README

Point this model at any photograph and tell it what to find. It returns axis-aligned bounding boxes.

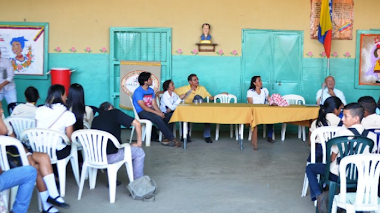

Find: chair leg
[129,126,135,143]
[173,124,177,137]
[302,126,306,142]
[89,168,98,189]
[70,153,80,187]
[328,182,338,213]
[235,125,239,141]
[107,167,118,203]
[281,123,286,141]
[78,164,88,200]
[189,123,193,136]
[144,122,152,147]
[230,124,233,138]
[331,198,338,213]
[179,122,182,138]
[158,131,163,142]
[215,124,220,141]
[248,129,252,141]
[57,161,68,197]
[301,173,308,197]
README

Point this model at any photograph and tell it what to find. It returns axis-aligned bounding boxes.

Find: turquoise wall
[6,54,380,118]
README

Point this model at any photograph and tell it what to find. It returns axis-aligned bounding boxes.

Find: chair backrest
[339,154,380,209]
[20,128,70,163]
[7,102,23,115]
[214,94,237,103]
[310,126,344,164]
[71,129,121,167]
[367,129,380,154]
[325,136,374,184]
[5,117,35,140]
[282,94,305,105]
[88,105,99,116]
[0,136,29,171]
[129,96,141,120]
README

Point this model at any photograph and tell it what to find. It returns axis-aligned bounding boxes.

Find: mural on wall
[0,23,48,77]
[356,31,380,88]
[310,0,354,40]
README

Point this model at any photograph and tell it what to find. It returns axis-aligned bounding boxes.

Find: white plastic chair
[301,126,344,197]
[214,94,239,141]
[0,136,41,211]
[332,154,380,213]
[129,96,153,146]
[71,129,134,203]
[281,94,306,141]
[5,117,35,140]
[20,128,80,197]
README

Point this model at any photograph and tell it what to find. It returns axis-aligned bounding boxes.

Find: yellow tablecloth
[249,104,320,127]
[169,103,252,124]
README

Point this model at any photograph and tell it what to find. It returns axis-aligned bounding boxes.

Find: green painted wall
[7,54,380,119]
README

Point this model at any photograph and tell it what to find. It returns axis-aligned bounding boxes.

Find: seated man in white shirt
[316,76,347,105]
[306,103,376,213]
[358,96,380,129]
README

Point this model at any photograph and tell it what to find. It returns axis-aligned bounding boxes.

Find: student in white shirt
[10,86,39,118]
[358,96,380,129]
[159,80,185,141]
[35,84,76,160]
[247,76,274,144]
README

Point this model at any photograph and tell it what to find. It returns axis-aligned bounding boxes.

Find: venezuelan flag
[318,0,332,58]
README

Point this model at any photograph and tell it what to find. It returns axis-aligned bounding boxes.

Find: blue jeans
[266,124,274,138]
[139,111,174,141]
[305,163,338,201]
[0,166,37,213]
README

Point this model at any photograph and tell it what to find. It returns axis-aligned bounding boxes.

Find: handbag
[127,176,157,201]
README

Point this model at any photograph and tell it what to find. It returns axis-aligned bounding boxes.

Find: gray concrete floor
[28,129,316,213]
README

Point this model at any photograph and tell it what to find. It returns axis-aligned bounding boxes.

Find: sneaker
[205,137,213,143]
[317,192,328,213]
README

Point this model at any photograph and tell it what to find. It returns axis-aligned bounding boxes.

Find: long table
[170,103,252,149]
[248,104,319,149]
[170,103,319,150]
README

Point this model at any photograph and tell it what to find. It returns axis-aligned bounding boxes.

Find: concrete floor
[28,129,316,213]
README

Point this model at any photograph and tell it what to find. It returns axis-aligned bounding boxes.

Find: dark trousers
[139,110,175,141]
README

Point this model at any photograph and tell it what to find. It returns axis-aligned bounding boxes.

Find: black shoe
[180,135,192,143]
[205,137,213,143]
[47,196,70,209]
[267,137,275,143]
[42,206,59,213]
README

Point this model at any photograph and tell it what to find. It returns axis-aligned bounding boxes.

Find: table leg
[183,122,188,150]
[239,124,244,150]
[251,126,258,150]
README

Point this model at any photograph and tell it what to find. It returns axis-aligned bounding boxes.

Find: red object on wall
[48,68,76,95]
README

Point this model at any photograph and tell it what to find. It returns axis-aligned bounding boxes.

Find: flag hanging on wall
[318,0,333,58]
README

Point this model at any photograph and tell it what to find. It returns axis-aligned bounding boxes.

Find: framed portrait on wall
[0,22,49,79]
[355,30,380,89]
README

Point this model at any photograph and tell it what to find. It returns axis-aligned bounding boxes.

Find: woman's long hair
[249,76,260,90]
[45,84,66,108]
[316,96,342,127]
[66,83,85,131]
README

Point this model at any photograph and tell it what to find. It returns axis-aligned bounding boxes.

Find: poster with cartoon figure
[0,22,48,78]
[356,30,380,88]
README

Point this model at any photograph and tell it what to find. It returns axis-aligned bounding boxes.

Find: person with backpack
[306,103,376,213]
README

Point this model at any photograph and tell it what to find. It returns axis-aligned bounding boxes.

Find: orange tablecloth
[249,104,320,127]
[169,103,252,124]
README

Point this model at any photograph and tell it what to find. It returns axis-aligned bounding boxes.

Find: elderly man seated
[316,76,347,105]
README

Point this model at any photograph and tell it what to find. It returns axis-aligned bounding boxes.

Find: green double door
[241,29,303,98]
